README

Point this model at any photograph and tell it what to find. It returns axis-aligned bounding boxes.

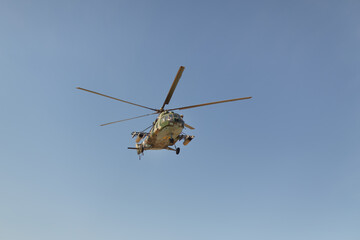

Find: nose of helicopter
[173,115,184,127]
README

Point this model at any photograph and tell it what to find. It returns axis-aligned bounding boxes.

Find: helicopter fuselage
[143,111,184,149]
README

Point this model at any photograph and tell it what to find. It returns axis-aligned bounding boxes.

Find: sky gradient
[1,0,360,239]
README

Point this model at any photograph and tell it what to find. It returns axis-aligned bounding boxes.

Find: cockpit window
[161,116,166,123]
[160,113,184,125]
[167,114,174,121]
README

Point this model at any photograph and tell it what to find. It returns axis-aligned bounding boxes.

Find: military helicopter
[77,66,251,157]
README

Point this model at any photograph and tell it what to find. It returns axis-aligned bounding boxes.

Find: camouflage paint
[142,111,184,149]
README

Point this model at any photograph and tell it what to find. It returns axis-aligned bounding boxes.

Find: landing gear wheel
[169,138,175,144]
[176,147,180,155]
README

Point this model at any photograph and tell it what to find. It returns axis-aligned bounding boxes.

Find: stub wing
[178,134,195,146]
[131,131,149,143]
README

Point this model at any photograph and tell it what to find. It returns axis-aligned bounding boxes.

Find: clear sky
[1,0,359,239]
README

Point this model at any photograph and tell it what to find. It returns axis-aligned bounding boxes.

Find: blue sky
[1,0,359,239]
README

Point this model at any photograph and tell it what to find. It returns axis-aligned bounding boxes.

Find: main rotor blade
[161,66,185,110]
[168,96,252,111]
[184,123,195,130]
[77,87,158,112]
[100,113,158,126]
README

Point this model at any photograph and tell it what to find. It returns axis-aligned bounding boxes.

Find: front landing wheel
[176,147,180,155]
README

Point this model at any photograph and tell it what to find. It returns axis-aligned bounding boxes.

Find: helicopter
[77,66,251,157]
